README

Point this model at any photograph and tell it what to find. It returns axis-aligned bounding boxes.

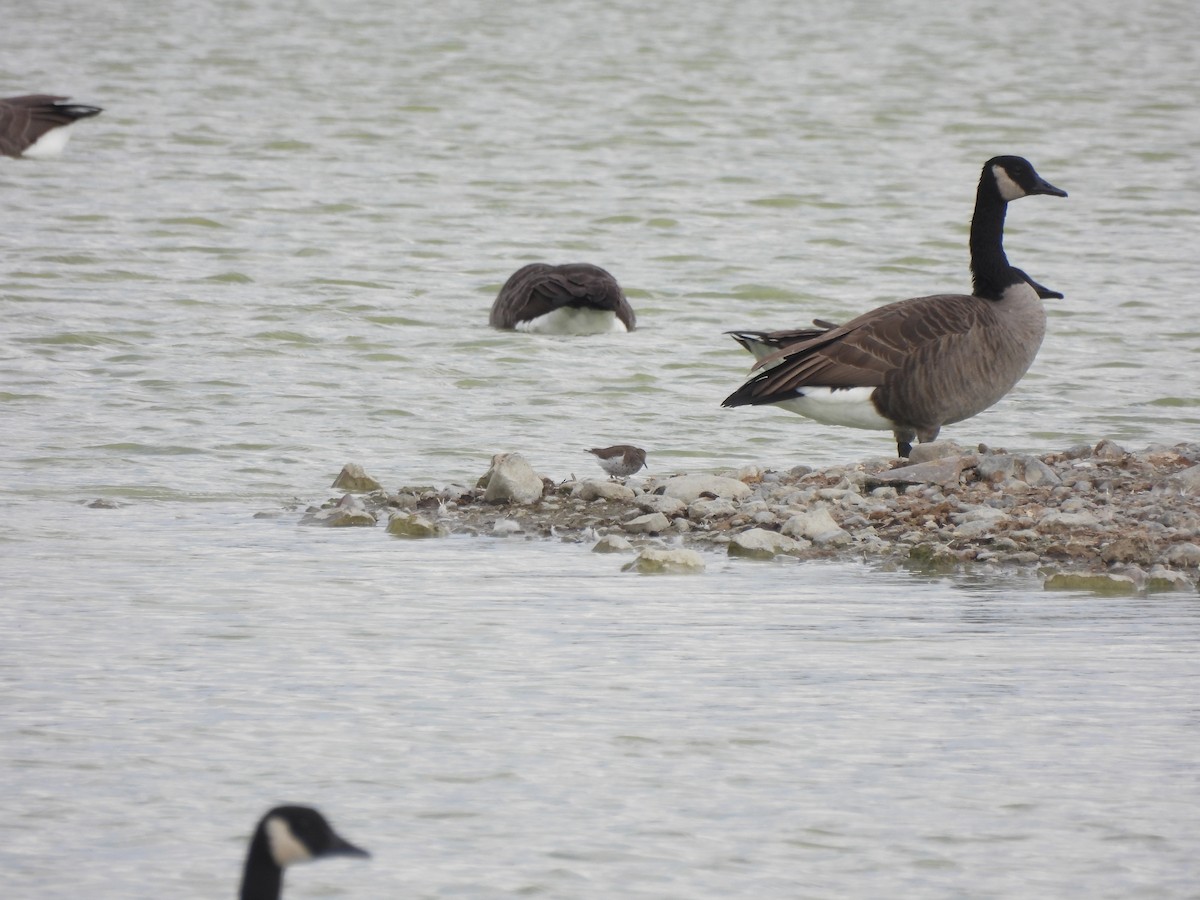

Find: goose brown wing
[549,264,626,313]
[723,294,985,407]
[491,264,558,326]
[0,97,52,157]
[726,323,833,355]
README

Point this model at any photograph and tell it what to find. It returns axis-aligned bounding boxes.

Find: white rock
[952,506,1011,537]
[954,505,1010,524]
[481,452,545,505]
[975,455,1018,481]
[952,519,996,540]
[386,512,447,538]
[688,497,738,520]
[636,495,688,517]
[908,441,966,463]
[1038,509,1101,529]
[573,479,636,502]
[813,527,853,547]
[592,535,635,554]
[728,528,809,559]
[622,547,706,574]
[1019,456,1062,487]
[661,474,752,504]
[623,512,671,534]
[815,488,852,501]
[304,494,377,527]
[873,456,968,488]
[781,507,845,542]
[1146,565,1196,591]
[331,462,383,493]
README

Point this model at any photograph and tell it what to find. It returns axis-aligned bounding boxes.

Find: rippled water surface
[3,0,1200,896]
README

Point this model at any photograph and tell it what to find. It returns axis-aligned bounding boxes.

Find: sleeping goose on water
[239,806,368,900]
[490,262,635,334]
[722,156,1067,457]
[0,94,102,159]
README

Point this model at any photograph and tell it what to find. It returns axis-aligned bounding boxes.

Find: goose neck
[969,180,1015,300]
[239,834,284,900]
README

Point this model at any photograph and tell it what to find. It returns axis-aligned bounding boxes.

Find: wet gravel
[306,439,1200,593]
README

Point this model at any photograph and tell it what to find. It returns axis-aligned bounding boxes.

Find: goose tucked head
[988,155,1068,202]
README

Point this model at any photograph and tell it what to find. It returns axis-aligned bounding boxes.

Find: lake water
[3,0,1199,897]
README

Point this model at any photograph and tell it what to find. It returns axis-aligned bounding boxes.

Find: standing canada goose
[490,262,635,334]
[722,156,1067,457]
[240,805,369,900]
[0,95,103,159]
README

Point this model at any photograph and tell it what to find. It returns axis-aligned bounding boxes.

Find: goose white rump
[514,306,630,335]
[773,386,893,431]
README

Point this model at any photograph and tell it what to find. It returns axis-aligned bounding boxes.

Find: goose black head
[987,155,1068,202]
[262,805,369,866]
[241,806,368,900]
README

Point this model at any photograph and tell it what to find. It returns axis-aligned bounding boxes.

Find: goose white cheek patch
[266,816,314,867]
[992,165,1025,202]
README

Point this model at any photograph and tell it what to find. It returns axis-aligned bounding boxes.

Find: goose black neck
[969,172,1020,301]
[239,831,284,900]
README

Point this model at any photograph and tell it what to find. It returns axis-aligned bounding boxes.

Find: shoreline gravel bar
[306,438,1200,593]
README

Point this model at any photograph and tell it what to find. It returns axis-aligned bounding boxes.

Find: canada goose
[240,805,369,900]
[727,269,1063,363]
[0,95,102,159]
[722,156,1066,457]
[490,263,635,334]
[586,444,648,477]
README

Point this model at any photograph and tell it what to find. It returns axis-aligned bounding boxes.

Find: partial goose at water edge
[722,156,1067,457]
[0,94,102,159]
[239,805,368,900]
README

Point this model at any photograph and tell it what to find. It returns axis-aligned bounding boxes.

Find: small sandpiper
[586,444,647,478]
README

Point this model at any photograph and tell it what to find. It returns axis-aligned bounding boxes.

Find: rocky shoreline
[303,439,1200,593]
